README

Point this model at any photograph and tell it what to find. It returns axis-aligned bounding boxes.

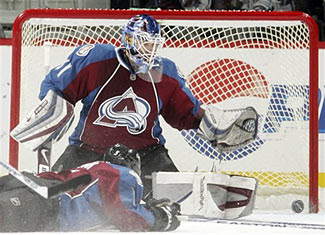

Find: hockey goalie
[8,13,259,229]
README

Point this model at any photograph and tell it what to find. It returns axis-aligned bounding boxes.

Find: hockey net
[10,9,319,212]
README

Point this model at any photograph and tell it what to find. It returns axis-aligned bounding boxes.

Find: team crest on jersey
[93,87,150,135]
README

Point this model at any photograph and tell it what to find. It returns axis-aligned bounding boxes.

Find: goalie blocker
[198,105,258,152]
[10,90,74,172]
[152,172,258,219]
[11,89,74,151]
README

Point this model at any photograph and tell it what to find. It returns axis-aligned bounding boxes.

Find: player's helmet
[104,143,141,176]
[122,14,165,73]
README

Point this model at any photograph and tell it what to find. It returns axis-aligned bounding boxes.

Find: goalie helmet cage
[9,9,319,212]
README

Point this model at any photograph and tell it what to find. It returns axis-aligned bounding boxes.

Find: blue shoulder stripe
[64,43,117,85]
[39,44,117,99]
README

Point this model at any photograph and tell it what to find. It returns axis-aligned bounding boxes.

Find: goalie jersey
[39,44,202,153]
[39,161,154,231]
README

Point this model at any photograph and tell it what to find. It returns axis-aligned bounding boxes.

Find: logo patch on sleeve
[76,44,95,56]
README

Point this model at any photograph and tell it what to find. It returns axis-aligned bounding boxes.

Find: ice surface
[175,211,325,235]
[2,210,323,235]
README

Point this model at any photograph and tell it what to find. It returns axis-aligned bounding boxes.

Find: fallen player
[0,143,180,232]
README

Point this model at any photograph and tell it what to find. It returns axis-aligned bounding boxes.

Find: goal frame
[9,9,319,212]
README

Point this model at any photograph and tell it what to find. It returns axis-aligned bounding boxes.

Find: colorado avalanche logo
[93,87,150,135]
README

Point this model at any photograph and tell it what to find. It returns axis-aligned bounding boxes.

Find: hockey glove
[10,90,74,151]
[146,198,181,231]
[198,105,258,152]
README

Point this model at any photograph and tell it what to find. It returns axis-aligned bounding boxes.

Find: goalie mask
[104,143,141,176]
[122,14,165,74]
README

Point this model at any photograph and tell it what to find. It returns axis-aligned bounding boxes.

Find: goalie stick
[0,161,91,199]
[177,215,325,230]
[37,140,52,173]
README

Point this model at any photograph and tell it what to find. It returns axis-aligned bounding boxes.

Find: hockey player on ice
[10,13,259,220]
[0,143,181,232]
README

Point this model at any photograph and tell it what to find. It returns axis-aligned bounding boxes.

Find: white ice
[2,210,323,235]
[91,211,325,235]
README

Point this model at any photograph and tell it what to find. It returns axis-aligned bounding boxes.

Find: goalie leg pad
[152,172,258,219]
[224,175,258,219]
[152,172,230,218]
[10,89,74,151]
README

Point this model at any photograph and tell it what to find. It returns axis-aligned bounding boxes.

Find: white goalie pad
[10,90,74,151]
[152,172,257,219]
[153,172,229,218]
[225,175,258,219]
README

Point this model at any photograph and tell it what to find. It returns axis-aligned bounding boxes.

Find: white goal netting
[11,10,319,212]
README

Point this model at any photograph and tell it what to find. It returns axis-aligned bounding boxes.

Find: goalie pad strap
[10,90,74,151]
[225,175,258,219]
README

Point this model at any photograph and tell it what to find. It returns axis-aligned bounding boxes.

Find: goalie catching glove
[198,105,258,152]
[146,198,181,231]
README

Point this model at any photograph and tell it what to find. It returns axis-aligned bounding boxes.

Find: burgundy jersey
[39,44,202,153]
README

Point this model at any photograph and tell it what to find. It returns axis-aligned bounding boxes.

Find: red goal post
[9,9,319,212]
